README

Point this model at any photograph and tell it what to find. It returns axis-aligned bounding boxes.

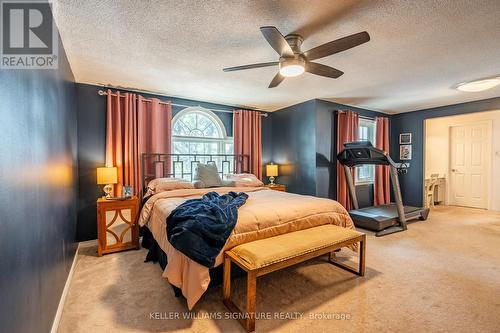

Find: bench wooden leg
[223,255,257,332]
[246,271,256,332]
[359,235,366,276]
[223,255,231,302]
[329,235,366,276]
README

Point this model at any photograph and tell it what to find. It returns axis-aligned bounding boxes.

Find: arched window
[172,107,233,156]
[173,108,222,139]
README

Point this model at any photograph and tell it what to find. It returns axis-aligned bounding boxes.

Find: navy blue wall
[390,97,500,207]
[269,99,386,206]
[0,21,78,333]
[269,100,318,195]
[76,84,106,241]
[76,83,272,241]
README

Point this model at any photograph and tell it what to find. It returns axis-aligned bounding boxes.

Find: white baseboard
[50,242,81,333]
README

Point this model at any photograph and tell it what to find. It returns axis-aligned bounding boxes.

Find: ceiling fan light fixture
[279,58,305,77]
[455,77,500,92]
[223,26,371,88]
[280,64,304,77]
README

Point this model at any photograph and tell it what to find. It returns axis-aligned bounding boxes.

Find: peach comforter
[138,187,354,309]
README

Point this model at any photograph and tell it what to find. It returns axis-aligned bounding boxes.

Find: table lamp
[266,163,278,185]
[97,167,118,198]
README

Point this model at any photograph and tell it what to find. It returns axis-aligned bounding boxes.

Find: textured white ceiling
[52,0,500,113]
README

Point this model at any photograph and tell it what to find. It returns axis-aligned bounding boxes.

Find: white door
[449,122,491,209]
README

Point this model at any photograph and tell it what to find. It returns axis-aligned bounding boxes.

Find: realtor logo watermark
[1,0,58,69]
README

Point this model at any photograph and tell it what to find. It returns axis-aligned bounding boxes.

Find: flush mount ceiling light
[279,57,305,77]
[456,77,500,92]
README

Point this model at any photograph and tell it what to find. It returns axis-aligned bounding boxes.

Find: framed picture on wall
[399,133,412,144]
[400,145,412,160]
[123,186,133,198]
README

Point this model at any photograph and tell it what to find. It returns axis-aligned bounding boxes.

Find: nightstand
[264,184,286,192]
[96,196,140,256]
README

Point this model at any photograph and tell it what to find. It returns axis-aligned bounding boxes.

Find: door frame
[447,120,492,209]
[423,117,493,210]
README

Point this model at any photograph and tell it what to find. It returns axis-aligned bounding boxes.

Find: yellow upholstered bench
[223,224,366,332]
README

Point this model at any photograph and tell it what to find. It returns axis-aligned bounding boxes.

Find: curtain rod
[97,89,268,117]
[337,110,376,120]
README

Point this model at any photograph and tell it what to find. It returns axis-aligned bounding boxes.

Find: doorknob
[451,169,457,172]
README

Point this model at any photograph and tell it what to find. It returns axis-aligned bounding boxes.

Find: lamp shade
[97,167,118,185]
[266,164,278,177]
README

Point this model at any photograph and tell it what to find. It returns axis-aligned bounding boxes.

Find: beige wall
[424,110,500,210]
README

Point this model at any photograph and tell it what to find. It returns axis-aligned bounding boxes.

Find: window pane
[173,120,190,136]
[356,118,376,184]
[173,141,189,154]
[180,156,191,176]
[225,143,233,155]
[356,165,374,182]
[359,126,368,140]
[172,110,224,138]
[190,129,204,137]
[197,114,210,129]
[203,123,218,138]
[189,142,204,154]
[183,114,197,132]
[206,142,218,154]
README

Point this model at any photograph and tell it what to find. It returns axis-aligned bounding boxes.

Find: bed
[138,153,355,309]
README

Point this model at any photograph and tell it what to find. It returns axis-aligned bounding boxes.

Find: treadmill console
[338,141,390,167]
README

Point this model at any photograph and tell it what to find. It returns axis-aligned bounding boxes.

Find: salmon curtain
[336,110,359,210]
[138,95,172,184]
[105,90,171,197]
[233,110,262,180]
[374,116,390,205]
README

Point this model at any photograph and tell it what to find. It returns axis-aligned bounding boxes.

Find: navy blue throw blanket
[166,191,248,268]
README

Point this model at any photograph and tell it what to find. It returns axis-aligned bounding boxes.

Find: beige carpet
[58,206,500,333]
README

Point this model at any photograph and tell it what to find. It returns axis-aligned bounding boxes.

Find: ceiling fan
[223,26,370,88]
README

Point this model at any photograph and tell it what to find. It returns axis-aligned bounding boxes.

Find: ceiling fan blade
[305,62,344,78]
[268,72,285,88]
[303,31,370,61]
[260,26,294,57]
[223,61,279,72]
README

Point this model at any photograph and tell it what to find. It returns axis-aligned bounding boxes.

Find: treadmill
[337,141,429,236]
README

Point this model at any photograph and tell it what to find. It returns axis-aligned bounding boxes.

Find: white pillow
[146,178,194,196]
[194,163,223,187]
[225,173,264,187]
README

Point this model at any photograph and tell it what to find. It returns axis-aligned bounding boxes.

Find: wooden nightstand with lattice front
[97,197,140,256]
